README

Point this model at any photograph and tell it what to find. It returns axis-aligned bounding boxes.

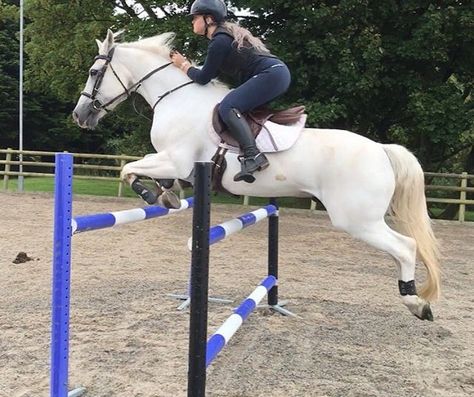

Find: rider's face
[192,15,212,36]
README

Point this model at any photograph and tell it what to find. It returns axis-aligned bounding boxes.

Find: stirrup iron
[233,153,269,183]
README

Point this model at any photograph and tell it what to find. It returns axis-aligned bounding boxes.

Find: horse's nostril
[72,111,78,122]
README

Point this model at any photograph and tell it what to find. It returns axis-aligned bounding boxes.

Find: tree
[9,0,474,173]
[0,0,100,152]
[0,1,21,147]
[23,0,207,154]
[232,0,473,172]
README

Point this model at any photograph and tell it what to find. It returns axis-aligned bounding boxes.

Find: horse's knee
[120,164,135,183]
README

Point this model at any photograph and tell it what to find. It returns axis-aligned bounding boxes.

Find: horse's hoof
[161,190,181,209]
[415,304,434,321]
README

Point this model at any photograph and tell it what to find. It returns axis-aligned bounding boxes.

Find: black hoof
[131,179,159,205]
[415,304,434,321]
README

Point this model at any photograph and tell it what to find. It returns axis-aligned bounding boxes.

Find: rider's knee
[218,101,240,124]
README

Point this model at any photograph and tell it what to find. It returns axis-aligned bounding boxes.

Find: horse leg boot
[130,177,181,208]
[131,178,161,205]
[226,108,269,183]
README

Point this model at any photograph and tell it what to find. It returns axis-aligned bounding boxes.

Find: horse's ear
[113,30,125,41]
[96,39,102,50]
[106,29,114,50]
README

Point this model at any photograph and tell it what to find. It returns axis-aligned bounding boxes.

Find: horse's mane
[119,32,176,60]
[106,31,228,90]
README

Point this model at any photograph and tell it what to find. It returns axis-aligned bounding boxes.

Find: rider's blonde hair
[221,21,270,53]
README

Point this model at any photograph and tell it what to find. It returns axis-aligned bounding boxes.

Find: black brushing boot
[226,108,269,183]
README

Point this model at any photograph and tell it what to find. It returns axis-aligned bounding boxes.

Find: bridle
[81,46,194,113]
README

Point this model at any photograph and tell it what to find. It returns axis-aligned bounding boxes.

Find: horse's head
[73,29,132,129]
[73,30,182,129]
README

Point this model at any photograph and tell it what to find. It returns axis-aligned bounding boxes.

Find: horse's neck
[121,48,228,111]
[120,47,228,150]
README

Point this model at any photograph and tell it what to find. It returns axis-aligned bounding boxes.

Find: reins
[81,46,194,114]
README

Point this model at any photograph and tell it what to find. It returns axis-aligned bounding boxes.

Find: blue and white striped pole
[187,205,277,249]
[206,276,277,367]
[72,197,193,234]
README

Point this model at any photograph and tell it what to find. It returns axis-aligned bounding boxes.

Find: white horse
[73,30,440,321]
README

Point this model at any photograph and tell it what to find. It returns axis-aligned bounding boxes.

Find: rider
[171,0,291,183]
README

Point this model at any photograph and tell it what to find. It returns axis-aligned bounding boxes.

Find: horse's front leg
[131,177,182,209]
[121,152,191,208]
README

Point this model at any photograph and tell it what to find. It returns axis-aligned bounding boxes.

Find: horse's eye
[89,69,98,77]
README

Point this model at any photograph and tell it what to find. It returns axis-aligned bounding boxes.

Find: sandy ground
[0,191,473,397]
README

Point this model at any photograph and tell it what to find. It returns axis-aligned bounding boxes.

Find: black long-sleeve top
[187,33,233,85]
[187,29,279,86]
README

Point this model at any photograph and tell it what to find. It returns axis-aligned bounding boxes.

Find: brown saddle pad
[212,105,306,147]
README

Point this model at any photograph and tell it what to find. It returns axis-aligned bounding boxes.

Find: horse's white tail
[384,144,441,302]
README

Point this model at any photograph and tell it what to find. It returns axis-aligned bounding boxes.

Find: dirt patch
[12,252,35,264]
[1,191,473,397]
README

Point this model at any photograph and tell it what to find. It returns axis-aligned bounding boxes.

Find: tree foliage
[232,0,474,170]
[0,2,20,145]
[0,0,87,151]
[2,0,473,172]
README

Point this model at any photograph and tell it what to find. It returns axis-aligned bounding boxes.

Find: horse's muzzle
[72,107,99,130]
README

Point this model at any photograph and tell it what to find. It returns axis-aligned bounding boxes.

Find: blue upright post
[51,153,74,397]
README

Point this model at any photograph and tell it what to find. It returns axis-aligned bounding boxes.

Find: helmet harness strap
[203,15,219,37]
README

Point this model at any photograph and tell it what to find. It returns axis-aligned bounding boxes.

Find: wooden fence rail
[1,148,473,222]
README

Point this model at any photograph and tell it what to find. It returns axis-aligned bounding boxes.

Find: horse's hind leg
[328,211,433,320]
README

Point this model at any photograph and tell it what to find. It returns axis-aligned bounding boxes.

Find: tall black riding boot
[226,108,269,183]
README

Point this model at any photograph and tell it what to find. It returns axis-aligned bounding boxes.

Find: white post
[118,158,126,197]
[459,172,467,223]
[18,0,24,192]
[3,148,12,191]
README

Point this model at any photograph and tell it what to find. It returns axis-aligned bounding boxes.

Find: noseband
[81,46,193,113]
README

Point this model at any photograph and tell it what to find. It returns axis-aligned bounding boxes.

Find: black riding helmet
[188,0,227,23]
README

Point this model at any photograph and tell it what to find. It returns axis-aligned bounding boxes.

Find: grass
[429,207,474,222]
[4,177,473,220]
[5,176,138,197]
[3,177,314,209]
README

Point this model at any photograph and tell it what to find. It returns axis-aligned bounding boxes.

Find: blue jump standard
[51,153,194,397]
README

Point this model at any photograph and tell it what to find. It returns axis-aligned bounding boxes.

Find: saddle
[210,104,306,194]
[212,104,306,148]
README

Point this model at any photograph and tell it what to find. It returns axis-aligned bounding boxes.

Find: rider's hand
[170,51,190,72]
